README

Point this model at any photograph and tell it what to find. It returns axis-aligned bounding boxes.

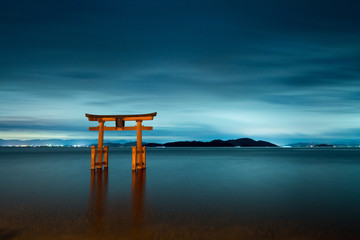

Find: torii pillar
[86,112,157,171]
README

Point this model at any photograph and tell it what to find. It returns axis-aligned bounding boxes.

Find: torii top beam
[85,112,157,131]
[85,112,157,122]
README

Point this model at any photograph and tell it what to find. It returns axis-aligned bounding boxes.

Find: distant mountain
[163,138,277,147]
[104,142,123,147]
[315,144,334,147]
[144,143,163,147]
[2,138,359,148]
[286,142,359,148]
[227,138,277,147]
[0,138,277,147]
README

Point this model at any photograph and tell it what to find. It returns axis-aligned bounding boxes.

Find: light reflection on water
[1,147,360,239]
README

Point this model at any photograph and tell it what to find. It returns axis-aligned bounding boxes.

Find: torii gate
[85,112,157,171]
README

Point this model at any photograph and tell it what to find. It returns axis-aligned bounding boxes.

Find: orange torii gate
[85,112,157,171]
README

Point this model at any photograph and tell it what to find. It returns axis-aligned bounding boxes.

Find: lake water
[1,147,360,240]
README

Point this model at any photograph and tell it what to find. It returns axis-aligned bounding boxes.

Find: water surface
[1,147,360,239]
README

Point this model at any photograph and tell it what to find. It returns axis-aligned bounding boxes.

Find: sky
[1,0,360,145]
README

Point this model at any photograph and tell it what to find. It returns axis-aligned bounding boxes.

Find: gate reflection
[88,168,146,234]
[132,169,146,228]
[89,169,108,234]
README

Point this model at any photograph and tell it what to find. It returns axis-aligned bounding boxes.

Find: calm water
[1,147,360,240]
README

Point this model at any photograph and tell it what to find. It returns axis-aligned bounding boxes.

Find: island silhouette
[143,138,278,147]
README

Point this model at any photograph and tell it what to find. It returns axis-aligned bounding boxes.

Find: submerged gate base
[86,112,157,171]
[132,146,146,170]
[91,146,109,169]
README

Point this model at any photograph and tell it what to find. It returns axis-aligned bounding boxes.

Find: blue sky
[1,0,360,145]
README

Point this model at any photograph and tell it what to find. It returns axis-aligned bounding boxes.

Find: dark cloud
[0,0,360,143]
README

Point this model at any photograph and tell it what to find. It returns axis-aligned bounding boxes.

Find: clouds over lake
[1,0,360,144]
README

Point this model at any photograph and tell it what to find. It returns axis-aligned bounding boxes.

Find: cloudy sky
[1,0,360,145]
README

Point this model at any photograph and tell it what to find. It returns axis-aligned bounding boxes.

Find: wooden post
[97,121,104,169]
[132,146,137,171]
[91,146,96,170]
[136,120,143,169]
[142,146,146,169]
[104,146,109,168]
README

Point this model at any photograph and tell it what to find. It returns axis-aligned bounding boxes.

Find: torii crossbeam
[85,112,157,171]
